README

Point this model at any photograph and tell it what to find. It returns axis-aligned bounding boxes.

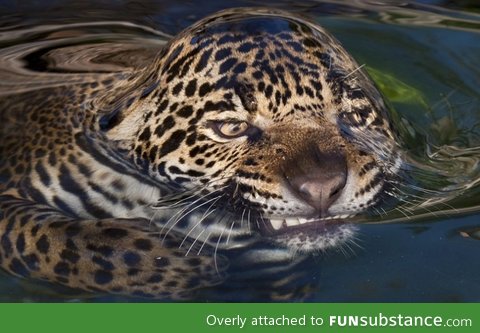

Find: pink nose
[283,146,347,215]
[293,172,347,214]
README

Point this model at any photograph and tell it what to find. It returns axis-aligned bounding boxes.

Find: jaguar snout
[283,144,347,215]
[292,171,347,215]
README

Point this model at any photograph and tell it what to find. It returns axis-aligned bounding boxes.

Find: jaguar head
[104,9,402,253]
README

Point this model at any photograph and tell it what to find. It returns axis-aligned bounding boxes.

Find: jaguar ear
[98,93,141,132]
[97,72,160,131]
[99,106,124,131]
[97,97,147,145]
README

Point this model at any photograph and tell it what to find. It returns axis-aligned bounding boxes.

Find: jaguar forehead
[159,11,354,93]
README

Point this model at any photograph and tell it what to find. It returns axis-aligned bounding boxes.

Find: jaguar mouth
[260,215,353,236]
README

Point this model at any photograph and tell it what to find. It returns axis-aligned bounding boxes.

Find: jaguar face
[108,9,402,252]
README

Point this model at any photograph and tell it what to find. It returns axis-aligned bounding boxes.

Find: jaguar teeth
[284,218,300,226]
[269,218,284,230]
[269,215,351,228]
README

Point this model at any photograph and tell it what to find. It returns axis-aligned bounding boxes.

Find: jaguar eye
[211,121,250,139]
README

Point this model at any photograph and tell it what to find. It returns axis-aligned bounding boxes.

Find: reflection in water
[0,22,168,94]
[0,0,479,301]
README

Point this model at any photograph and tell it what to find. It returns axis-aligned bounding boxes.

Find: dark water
[0,0,480,301]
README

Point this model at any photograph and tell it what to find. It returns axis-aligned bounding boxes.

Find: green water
[0,0,479,301]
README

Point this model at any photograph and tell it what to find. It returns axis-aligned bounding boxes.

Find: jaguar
[0,8,402,299]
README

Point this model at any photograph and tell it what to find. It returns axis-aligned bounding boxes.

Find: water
[0,0,479,301]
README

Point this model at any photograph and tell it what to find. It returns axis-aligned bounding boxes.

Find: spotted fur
[0,8,402,299]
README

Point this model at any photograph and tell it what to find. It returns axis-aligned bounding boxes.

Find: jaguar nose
[294,172,347,215]
[284,147,348,215]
